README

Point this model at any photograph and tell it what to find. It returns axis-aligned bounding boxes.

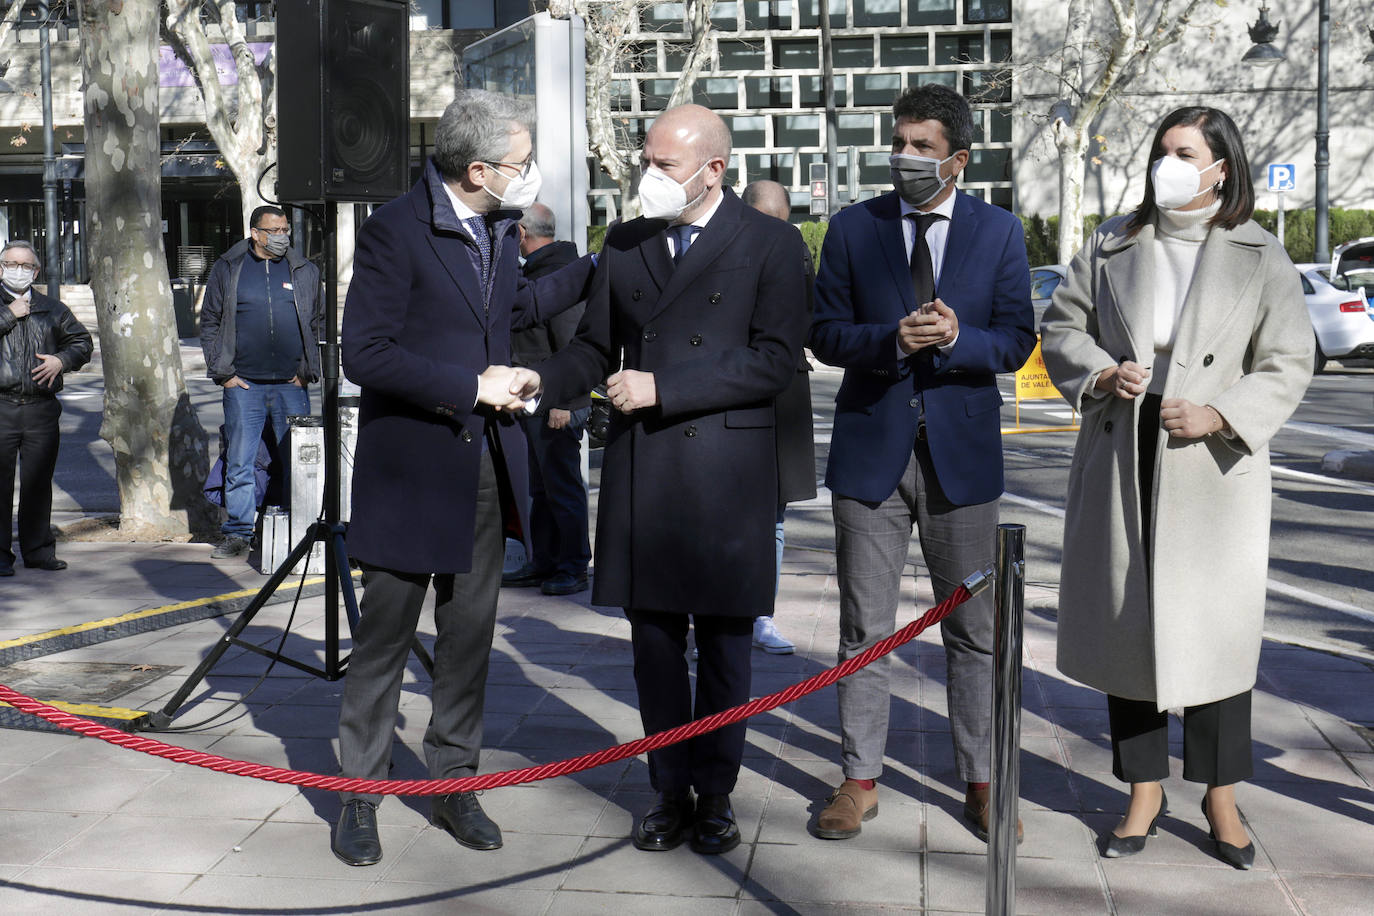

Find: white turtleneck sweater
[1148,201,1221,395]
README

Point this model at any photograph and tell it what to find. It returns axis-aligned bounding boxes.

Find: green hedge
[584,208,1374,267]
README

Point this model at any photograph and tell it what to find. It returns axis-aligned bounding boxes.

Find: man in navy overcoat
[332,90,591,867]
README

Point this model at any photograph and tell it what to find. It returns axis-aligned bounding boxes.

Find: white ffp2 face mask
[484,160,543,211]
[637,161,710,222]
[1151,155,1225,210]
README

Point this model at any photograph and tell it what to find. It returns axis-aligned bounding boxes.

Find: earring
[1216,178,1225,191]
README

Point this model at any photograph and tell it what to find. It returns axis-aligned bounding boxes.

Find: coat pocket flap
[964,387,1004,417]
[724,406,775,428]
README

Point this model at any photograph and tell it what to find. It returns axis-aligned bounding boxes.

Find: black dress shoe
[540,572,589,596]
[691,793,741,855]
[1102,787,1167,858]
[1202,797,1255,870]
[332,799,382,866]
[501,563,551,588]
[632,791,694,851]
[27,558,67,571]
[431,792,503,850]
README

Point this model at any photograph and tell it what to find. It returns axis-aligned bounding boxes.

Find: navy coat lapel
[637,217,675,294]
[649,190,748,319]
[871,193,916,317]
[413,165,486,327]
[937,191,980,297]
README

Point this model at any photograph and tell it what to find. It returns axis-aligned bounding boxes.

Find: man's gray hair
[1,239,40,273]
[519,202,556,240]
[433,89,535,178]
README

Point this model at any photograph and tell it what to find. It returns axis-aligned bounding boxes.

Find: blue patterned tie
[672,224,697,265]
[465,216,492,305]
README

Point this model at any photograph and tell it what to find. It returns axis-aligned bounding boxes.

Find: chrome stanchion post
[987,523,1025,916]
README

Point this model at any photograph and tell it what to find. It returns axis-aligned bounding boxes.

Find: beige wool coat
[1041,215,1313,710]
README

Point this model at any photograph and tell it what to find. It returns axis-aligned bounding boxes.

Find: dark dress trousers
[538,189,811,793]
[337,159,591,801]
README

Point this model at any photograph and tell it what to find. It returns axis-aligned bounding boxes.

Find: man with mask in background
[200,205,322,560]
[509,104,810,855]
[807,85,1035,843]
[0,240,92,576]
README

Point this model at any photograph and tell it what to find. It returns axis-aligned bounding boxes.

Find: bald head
[742,180,791,222]
[648,104,732,164]
[640,104,733,225]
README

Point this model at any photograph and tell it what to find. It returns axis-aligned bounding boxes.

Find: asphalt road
[42,351,1374,659]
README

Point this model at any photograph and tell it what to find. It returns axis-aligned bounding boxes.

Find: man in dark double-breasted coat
[520,105,811,856]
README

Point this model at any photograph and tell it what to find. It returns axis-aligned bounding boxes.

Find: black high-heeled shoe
[1102,787,1168,858]
[1201,796,1255,870]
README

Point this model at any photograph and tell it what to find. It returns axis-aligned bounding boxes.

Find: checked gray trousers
[832,449,997,784]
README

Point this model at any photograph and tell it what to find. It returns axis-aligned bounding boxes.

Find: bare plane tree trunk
[164,0,276,233]
[79,0,213,538]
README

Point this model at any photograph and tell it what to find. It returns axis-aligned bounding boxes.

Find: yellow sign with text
[1015,339,1062,401]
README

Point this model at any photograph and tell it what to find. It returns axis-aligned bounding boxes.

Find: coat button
[709,292,722,303]
[684,425,697,438]
[1103,421,1113,433]
[690,334,702,346]
[908,397,919,408]
[632,289,643,301]
[643,328,657,341]
[461,429,474,442]
[1203,353,1214,366]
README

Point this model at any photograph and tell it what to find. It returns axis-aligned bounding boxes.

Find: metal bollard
[987,523,1026,916]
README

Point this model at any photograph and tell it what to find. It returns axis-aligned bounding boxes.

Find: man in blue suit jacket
[332,90,592,867]
[808,85,1035,843]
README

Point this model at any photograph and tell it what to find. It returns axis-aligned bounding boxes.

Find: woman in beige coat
[1041,107,1313,869]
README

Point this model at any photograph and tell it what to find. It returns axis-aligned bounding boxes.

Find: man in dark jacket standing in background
[0,240,92,576]
[502,201,592,596]
[199,206,322,560]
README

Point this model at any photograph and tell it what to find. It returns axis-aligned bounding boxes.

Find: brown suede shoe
[812,779,879,839]
[964,784,1024,844]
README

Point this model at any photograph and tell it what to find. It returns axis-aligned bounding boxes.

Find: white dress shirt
[667,188,726,259]
[897,190,959,356]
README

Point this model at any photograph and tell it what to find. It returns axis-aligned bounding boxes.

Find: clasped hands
[897,299,959,354]
[1094,360,1227,439]
[477,365,658,415]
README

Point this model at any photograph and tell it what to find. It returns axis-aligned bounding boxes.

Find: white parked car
[1297,236,1374,372]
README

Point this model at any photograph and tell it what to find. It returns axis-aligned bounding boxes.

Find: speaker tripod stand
[142,205,433,731]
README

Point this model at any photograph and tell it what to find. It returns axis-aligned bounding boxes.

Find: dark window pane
[775,114,821,147]
[711,1,740,29]
[641,79,677,111]
[963,148,1011,183]
[860,151,892,184]
[642,3,685,31]
[695,77,739,108]
[748,152,795,184]
[990,31,1012,63]
[966,0,1013,24]
[936,35,983,65]
[729,115,767,147]
[909,0,957,26]
[774,38,820,69]
[800,75,847,107]
[837,113,875,146]
[854,72,902,106]
[965,69,1011,103]
[745,76,793,108]
[881,35,929,68]
[854,0,900,27]
[797,0,844,28]
[719,39,767,69]
[969,109,985,144]
[908,71,958,90]
[610,79,633,111]
[832,37,875,69]
[989,108,1012,143]
[989,186,1014,211]
[745,0,793,29]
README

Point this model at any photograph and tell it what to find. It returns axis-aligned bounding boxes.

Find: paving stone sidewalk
[1,540,1371,915]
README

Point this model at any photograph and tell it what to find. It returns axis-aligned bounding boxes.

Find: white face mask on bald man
[637,161,710,222]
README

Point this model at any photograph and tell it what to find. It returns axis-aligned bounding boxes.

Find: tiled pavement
[1,540,1371,914]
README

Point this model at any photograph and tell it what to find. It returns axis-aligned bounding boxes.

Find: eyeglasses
[253,226,291,236]
[483,157,534,178]
[0,260,37,271]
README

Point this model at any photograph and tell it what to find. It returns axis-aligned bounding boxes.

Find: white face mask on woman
[637,161,710,222]
[1151,155,1225,210]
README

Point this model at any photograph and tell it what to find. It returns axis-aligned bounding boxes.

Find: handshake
[476,365,661,414]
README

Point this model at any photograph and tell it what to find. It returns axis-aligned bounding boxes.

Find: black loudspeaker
[276,0,409,202]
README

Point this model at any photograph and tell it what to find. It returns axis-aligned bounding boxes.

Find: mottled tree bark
[78,0,213,538]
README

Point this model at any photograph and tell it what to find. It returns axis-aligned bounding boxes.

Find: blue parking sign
[1268,163,1296,192]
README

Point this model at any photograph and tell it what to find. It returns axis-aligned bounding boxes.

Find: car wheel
[1313,335,1327,374]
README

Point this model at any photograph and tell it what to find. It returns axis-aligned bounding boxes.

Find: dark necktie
[672,224,697,265]
[465,216,492,306]
[908,212,944,306]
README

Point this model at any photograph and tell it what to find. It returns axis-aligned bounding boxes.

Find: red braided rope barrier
[0,585,971,796]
